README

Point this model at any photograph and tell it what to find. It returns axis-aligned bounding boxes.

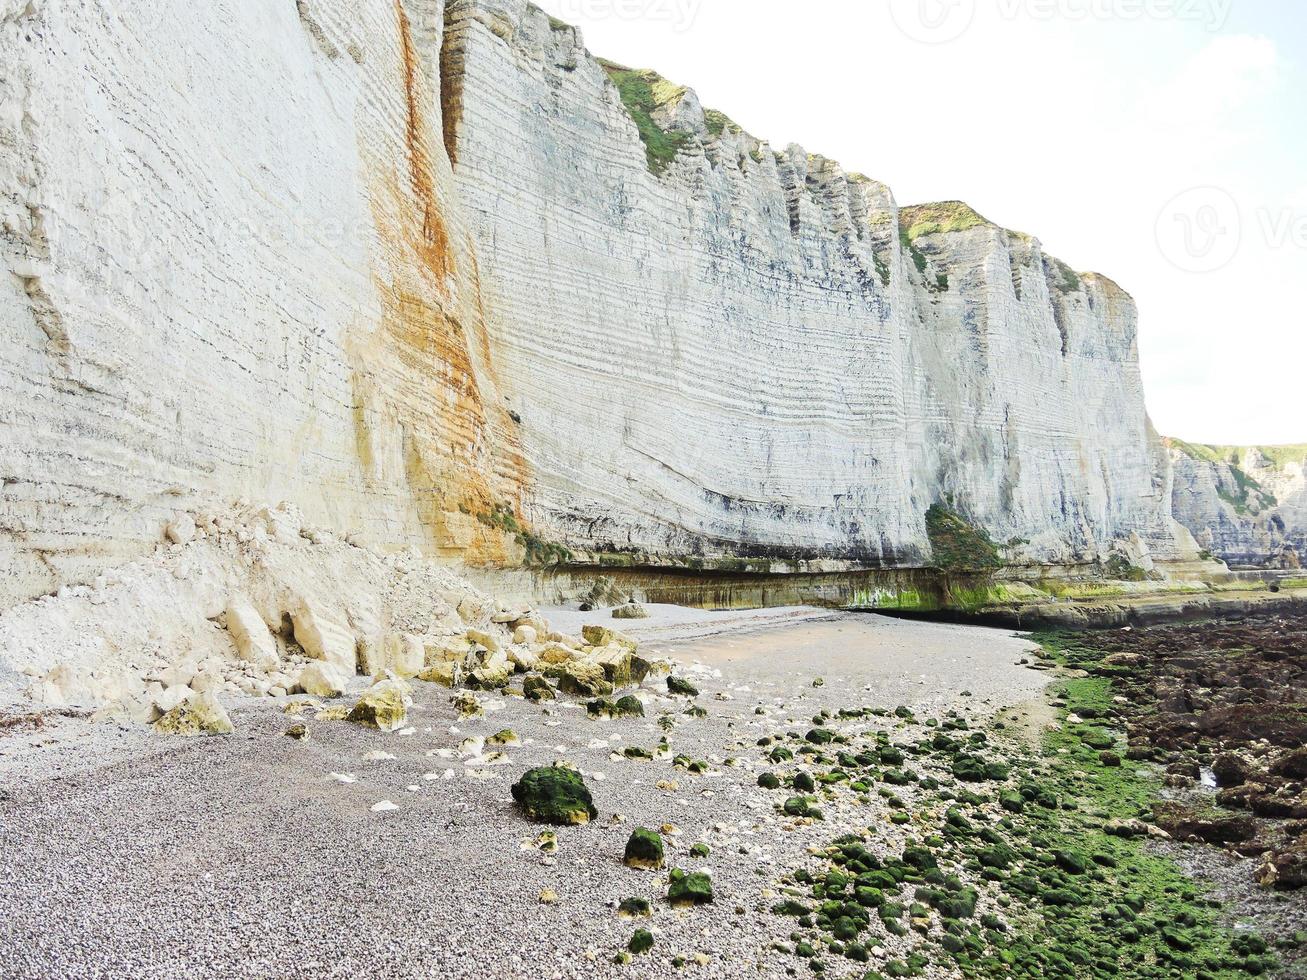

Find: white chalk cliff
[1168,442,1306,568]
[3,0,1272,617]
[442,0,1190,568]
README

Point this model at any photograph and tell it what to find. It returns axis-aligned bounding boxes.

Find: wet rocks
[1258,837,1307,889]
[511,766,598,825]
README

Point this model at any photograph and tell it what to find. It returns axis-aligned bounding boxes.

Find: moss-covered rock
[668,868,713,907]
[618,896,652,918]
[511,766,598,825]
[628,928,655,954]
[523,674,555,701]
[667,675,699,697]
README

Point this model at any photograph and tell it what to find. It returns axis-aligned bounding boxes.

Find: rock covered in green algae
[152,692,234,737]
[628,928,655,954]
[346,678,410,732]
[667,675,699,697]
[667,868,713,907]
[618,896,652,918]
[783,796,823,819]
[624,828,665,869]
[511,766,598,825]
[523,674,556,701]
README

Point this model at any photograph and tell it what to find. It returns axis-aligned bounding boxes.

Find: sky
[531,0,1306,446]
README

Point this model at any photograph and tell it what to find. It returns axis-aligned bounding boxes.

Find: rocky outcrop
[1168,441,1307,568]
[442,0,1192,569]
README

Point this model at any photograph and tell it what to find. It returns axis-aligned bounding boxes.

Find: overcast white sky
[532,0,1306,446]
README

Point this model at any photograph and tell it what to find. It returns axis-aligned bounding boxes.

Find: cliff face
[1168,442,1307,567]
[442,0,1188,568]
[0,0,525,608]
[0,0,1210,614]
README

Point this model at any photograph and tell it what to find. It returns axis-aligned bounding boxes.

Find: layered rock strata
[442,0,1193,569]
[1168,441,1307,568]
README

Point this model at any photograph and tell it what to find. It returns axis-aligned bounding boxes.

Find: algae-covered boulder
[512,766,599,825]
[667,868,713,907]
[667,675,699,697]
[346,678,410,732]
[523,674,556,701]
[615,695,645,718]
[558,661,613,698]
[624,828,665,869]
[629,928,655,954]
[152,691,234,737]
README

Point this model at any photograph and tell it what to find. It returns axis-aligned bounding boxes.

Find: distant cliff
[1168,441,1306,568]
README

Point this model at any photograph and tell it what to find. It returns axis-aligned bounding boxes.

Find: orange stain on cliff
[396,0,453,290]
[344,1,529,565]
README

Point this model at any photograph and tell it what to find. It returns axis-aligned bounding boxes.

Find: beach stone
[468,663,512,690]
[511,766,598,825]
[629,928,654,954]
[165,514,196,545]
[507,646,540,672]
[466,629,502,654]
[385,634,425,678]
[285,723,309,741]
[667,676,699,697]
[624,828,665,869]
[612,603,649,620]
[295,662,350,699]
[592,646,635,689]
[582,625,638,652]
[538,643,579,666]
[452,693,484,719]
[347,679,410,732]
[558,661,613,698]
[523,675,556,701]
[513,625,538,645]
[667,869,713,907]
[152,692,233,737]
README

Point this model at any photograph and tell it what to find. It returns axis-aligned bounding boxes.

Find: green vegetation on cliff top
[598,60,693,175]
[899,201,993,241]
